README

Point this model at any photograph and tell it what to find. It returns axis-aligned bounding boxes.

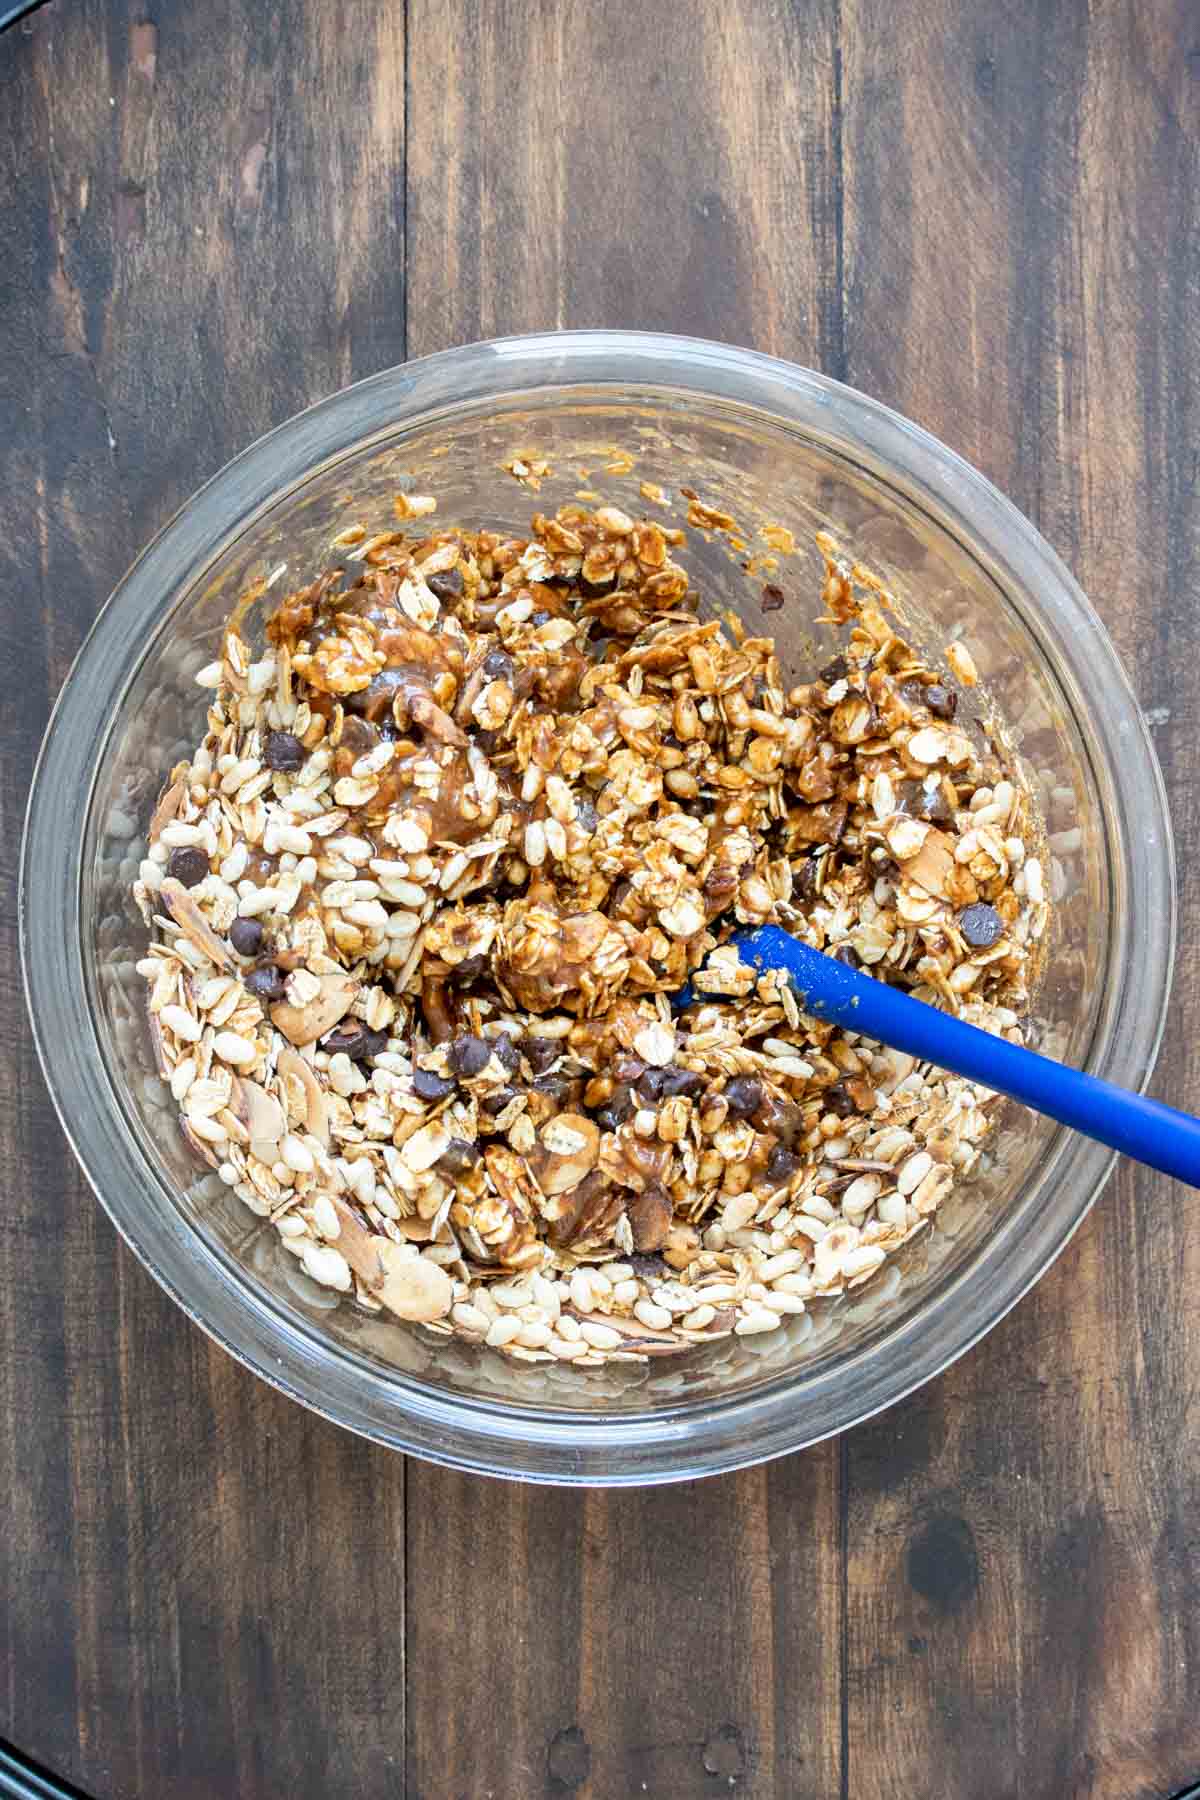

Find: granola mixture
[133,496,1048,1366]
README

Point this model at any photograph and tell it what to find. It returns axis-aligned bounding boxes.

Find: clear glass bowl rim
[20,330,1175,1485]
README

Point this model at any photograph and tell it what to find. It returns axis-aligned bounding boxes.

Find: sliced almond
[275,1045,329,1146]
[526,1111,600,1197]
[149,777,186,843]
[180,1117,219,1170]
[903,826,955,899]
[146,1007,167,1076]
[561,1305,687,1357]
[270,970,357,1046]
[326,1192,380,1269]
[160,878,235,973]
[326,1195,453,1320]
[230,1076,285,1150]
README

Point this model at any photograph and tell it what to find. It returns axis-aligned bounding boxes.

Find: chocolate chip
[480,1084,518,1115]
[264,730,306,772]
[723,1076,764,1120]
[613,1054,647,1084]
[756,1097,805,1146]
[703,862,739,907]
[340,689,386,738]
[322,1022,388,1062]
[245,963,287,1002]
[448,1033,491,1077]
[166,846,209,888]
[630,1252,670,1284]
[595,1083,635,1131]
[902,777,953,825]
[427,568,463,601]
[959,902,1004,948]
[492,1033,521,1073]
[766,1144,801,1183]
[820,655,848,684]
[832,943,860,969]
[412,1067,456,1101]
[575,798,598,833]
[658,1066,705,1099]
[901,679,957,721]
[438,1136,479,1174]
[531,609,552,625]
[796,853,823,901]
[894,779,921,814]
[546,1169,620,1249]
[626,1181,673,1252]
[823,1080,856,1118]
[532,1072,572,1103]
[634,1067,667,1105]
[450,953,488,984]
[229,916,264,958]
[520,1036,559,1074]
[483,648,514,680]
[473,728,500,756]
[761,583,786,613]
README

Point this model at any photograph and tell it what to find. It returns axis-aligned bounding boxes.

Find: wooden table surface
[3,3,1199,1796]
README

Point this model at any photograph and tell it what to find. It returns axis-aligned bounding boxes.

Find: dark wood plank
[5,0,1200,1796]
[405,0,845,370]
[1,4,410,1796]
[404,4,846,1796]
[841,2,1200,1795]
[406,1458,843,1800]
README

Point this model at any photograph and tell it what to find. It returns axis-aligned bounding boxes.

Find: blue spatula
[675,924,1200,1187]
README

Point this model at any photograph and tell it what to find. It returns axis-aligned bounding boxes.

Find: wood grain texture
[840,3,1200,1797]
[404,0,844,368]
[2,0,1200,1796]
[2,5,410,1798]
[404,7,845,1797]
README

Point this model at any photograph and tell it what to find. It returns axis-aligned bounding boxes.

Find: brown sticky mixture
[133,495,1048,1366]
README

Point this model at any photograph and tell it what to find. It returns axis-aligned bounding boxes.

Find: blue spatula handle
[676,925,1198,1188]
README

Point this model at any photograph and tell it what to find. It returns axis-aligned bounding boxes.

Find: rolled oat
[133,492,1046,1364]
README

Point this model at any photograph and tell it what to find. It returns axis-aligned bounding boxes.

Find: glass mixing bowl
[21,331,1174,1485]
